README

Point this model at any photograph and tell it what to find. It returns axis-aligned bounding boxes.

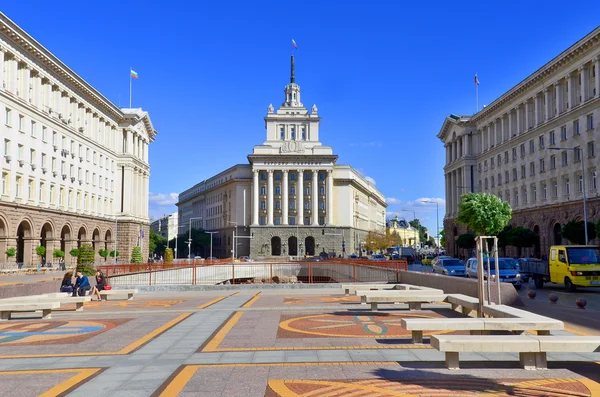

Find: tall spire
[290,55,295,84]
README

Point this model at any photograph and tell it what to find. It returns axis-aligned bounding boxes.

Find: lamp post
[174,224,188,260]
[549,146,588,243]
[188,217,203,260]
[421,199,439,253]
[227,221,237,259]
[113,214,121,264]
[205,231,218,259]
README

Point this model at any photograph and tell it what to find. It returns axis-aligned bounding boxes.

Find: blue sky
[3,1,600,235]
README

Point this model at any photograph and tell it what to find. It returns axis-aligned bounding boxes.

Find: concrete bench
[0,302,61,320]
[482,304,547,320]
[2,296,91,311]
[342,284,398,296]
[99,289,138,300]
[361,292,447,311]
[445,294,480,316]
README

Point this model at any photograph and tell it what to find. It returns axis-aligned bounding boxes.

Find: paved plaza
[0,288,599,396]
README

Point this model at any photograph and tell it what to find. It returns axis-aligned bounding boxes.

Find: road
[517,278,600,311]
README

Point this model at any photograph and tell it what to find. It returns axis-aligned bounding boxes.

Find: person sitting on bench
[60,271,74,294]
[73,270,91,297]
[90,270,107,301]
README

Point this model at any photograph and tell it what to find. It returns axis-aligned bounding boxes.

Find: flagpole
[129,67,132,108]
[475,72,478,113]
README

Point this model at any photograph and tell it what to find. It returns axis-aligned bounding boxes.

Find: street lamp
[227,221,237,259]
[549,146,588,244]
[188,217,203,260]
[421,199,439,252]
[174,224,188,260]
[205,231,218,260]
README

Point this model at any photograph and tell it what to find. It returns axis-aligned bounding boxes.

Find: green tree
[563,220,596,245]
[149,229,168,256]
[109,250,119,258]
[168,229,210,259]
[52,249,65,259]
[99,249,109,262]
[69,248,80,259]
[35,245,46,263]
[130,246,143,263]
[409,219,429,245]
[164,248,174,263]
[5,247,16,258]
[457,193,512,236]
[456,233,476,250]
[439,229,446,249]
[507,226,539,257]
[76,243,95,275]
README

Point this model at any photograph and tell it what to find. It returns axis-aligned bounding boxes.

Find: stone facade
[439,27,600,259]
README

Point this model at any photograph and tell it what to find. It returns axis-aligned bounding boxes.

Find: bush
[164,248,174,263]
[5,247,16,258]
[77,264,96,276]
[52,249,65,259]
[35,245,46,260]
[130,246,143,264]
[99,249,109,262]
[69,248,80,258]
[77,244,95,266]
[109,250,119,258]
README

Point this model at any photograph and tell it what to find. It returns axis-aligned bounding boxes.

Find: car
[465,257,522,290]
[432,257,466,277]
[430,255,453,267]
[370,254,387,261]
[206,256,218,260]
[194,256,202,259]
[239,256,254,262]
[348,254,358,259]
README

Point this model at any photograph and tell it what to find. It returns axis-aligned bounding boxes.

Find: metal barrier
[98,260,408,286]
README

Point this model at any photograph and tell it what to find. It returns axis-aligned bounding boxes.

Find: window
[587,114,594,130]
[532,184,537,201]
[504,171,509,184]
[523,187,527,204]
[565,177,570,195]
[3,139,9,156]
[304,173,310,180]
[301,127,306,140]
[319,201,325,210]
[512,147,517,161]
[542,183,547,200]
[275,201,281,210]
[304,216,310,225]
[529,162,535,176]
[39,182,44,202]
[289,200,295,209]
[553,180,558,197]
[290,127,295,140]
[52,157,56,172]
[561,151,568,166]
[560,125,567,141]
[259,216,266,225]
[588,141,595,158]
[260,201,266,210]
[41,153,46,168]
[498,173,502,185]
[275,173,281,180]
[280,127,284,140]
[549,130,555,145]
[275,186,281,195]
[1,172,8,195]
[289,216,295,225]
[512,168,517,181]
[274,216,281,225]
[30,121,36,138]
[52,131,57,145]
[304,202,310,210]
[578,174,583,193]
[529,140,535,153]
[18,114,24,131]
[504,151,509,164]
[4,108,10,126]
[520,143,525,157]
[290,173,296,181]
[592,171,597,190]
[550,155,556,170]
[17,144,23,161]
[319,216,325,225]
[540,158,545,173]
[497,154,502,166]
[42,126,47,142]
[260,173,266,180]
[15,176,22,197]
[514,189,518,205]
[539,135,545,149]
[30,149,35,165]
[491,176,495,188]
[319,173,325,181]
[574,146,581,162]
[319,186,325,195]
[521,165,526,179]
[290,186,296,195]
[574,120,580,136]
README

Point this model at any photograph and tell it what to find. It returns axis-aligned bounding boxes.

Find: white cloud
[414,197,446,206]
[386,197,402,205]
[149,192,179,206]
[349,141,383,148]
[364,176,376,185]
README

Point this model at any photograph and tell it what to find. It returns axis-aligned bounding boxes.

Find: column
[534,94,541,126]
[267,170,274,225]
[544,88,550,121]
[326,170,334,225]
[0,49,5,88]
[252,171,259,225]
[297,170,304,225]
[566,72,573,110]
[445,173,451,215]
[580,65,589,103]
[525,101,531,131]
[595,57,600,98]
[515,105,522,135]
[508,110,514,137]
[282,170,289,225]
[555,81,561,115]
[312,170,319,226]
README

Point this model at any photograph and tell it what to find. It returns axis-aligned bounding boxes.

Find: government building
[439,27,600,258]
[177,56,387,258]
[0,13,156,266]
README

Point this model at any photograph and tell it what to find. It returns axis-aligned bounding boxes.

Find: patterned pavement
[0,289,597,397]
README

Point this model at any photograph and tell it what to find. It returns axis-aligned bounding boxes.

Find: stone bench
[0,302,61,320]
[2,296,91,311]
[445,294,480,316]
[342,284,398,296]
[361,292,447,311]
[431,334,600,370]
[482,304,547,320]
[99,289,138,300]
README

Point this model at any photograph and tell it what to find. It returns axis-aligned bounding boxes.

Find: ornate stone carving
[311,104,318,113]
[267,104,274,113]
[280,141,305,154]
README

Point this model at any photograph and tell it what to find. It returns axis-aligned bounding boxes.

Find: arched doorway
[271,236,281,256]
[40,223,53,265]
[78,227,87,248]
[533,225,540,258]
[105,230,112,250]
[16,221,33,265]
[553,223,562,245]
[0,217,7,262]
[92,228,100,251]
[305,236,315,256]
[60,225,71,253]
[288,236,298,256]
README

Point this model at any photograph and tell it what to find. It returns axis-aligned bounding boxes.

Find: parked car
[370,254,387,261]
[432,257,466,277]
[206,256,218,260]
[430,256,452,267]
[465,257,522,290]
[239,256,254,262]
[349,254,358,259]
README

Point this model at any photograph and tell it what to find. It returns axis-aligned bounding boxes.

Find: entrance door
[305,236,315,256]
[271,236,281,256]
[288,236,297,256]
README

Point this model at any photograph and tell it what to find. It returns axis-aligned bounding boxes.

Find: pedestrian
[72,270,91,297]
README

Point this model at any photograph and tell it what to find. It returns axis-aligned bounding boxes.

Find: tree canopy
[168,228,211,259]
[457,193,512,236]
[408,219,429,244]
[563,220,596,245]
[149,229,168,256]
[456,233,476,249]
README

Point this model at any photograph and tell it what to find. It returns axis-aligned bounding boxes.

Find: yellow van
[548,245,600,291]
